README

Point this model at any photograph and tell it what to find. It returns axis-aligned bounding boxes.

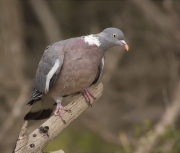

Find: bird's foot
[54,102,71,124]
[82,89,96,107]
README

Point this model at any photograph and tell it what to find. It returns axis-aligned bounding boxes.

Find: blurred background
[0,0,180,153]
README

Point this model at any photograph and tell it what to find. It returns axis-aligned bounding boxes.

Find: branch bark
[14,83,103,153]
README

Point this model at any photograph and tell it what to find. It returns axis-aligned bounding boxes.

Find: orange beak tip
[125,45,129,51]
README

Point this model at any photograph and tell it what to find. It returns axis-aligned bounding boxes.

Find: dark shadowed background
[0,0,180,153]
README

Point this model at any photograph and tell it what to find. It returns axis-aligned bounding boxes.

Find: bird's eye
[112,34,116,38]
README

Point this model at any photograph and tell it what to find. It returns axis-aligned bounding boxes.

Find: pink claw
[54,102,71,124]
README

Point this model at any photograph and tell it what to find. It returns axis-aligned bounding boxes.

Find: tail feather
[24,96,55,120]
[27,98,41,105]
[24,108,53,120]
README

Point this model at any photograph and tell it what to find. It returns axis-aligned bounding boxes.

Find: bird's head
[98,27,129,51]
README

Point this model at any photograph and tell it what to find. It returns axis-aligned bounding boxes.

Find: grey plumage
[29,42,65,104]
[34,42,65,93]
[25,27,129,121]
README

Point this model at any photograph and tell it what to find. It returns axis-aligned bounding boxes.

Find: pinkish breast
[49,38,104,98]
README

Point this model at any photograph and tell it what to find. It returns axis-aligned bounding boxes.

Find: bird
[24,27,129,123]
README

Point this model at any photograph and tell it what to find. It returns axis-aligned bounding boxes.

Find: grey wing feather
[91,56,105,85]
[28,43,64,105]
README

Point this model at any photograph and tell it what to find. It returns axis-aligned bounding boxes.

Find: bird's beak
[119,40,129,51]
[125,44,129,51]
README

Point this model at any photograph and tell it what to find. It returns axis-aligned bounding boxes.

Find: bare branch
[14,120,28,152]
[14,83,103,153]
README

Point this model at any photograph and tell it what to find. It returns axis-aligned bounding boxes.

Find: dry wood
[14,83,103,153]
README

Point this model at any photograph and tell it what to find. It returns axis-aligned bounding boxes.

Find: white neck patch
[84,35,101,47]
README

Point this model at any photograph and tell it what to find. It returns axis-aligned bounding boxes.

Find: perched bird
[25,27,129,123]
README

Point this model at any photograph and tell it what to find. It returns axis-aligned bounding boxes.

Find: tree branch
[14,83,103,153]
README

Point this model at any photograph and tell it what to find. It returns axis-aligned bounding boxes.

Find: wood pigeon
[24,27,129,123]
